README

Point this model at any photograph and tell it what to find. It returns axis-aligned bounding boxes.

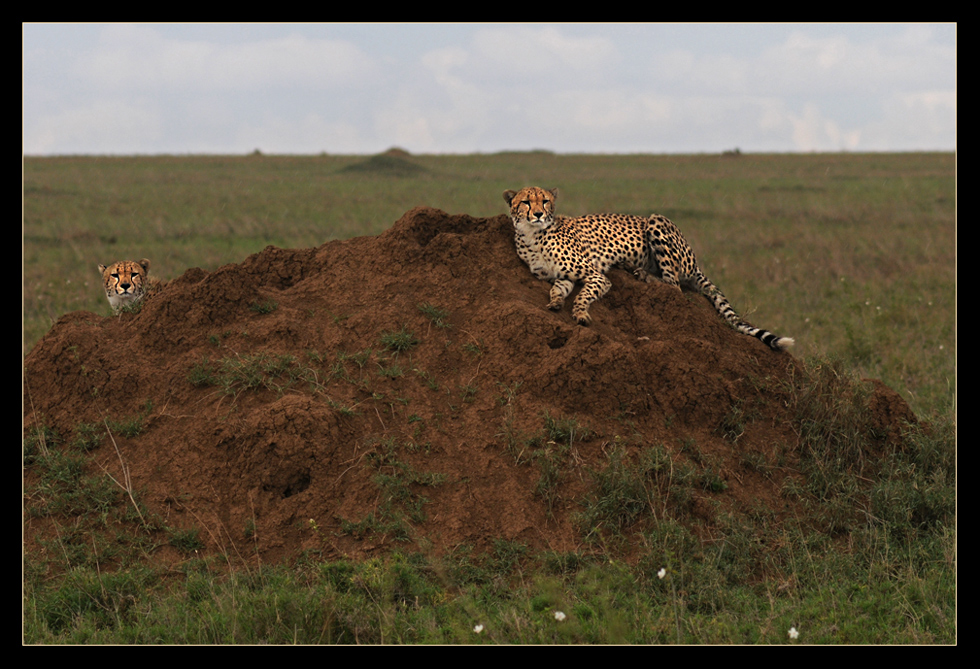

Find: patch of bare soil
[23,207,915,566]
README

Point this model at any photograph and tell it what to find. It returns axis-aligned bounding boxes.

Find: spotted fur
[503,187,794,351]
[98,258,153,313]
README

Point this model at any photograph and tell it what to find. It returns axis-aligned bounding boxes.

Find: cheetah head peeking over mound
[98,258,152,313]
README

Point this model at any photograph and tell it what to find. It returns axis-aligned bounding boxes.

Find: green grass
[338,437,448,542]
[417,302,452,329]
[24,394,956,643]
[378,327,419,354]
[24,517,954,644]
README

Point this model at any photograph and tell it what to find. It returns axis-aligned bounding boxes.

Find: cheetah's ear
[98,264,108,274]
[503,190,517,205]
[139,258,151,274]
[548,188,559,200]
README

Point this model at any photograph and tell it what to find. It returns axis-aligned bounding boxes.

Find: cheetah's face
[503,187,558,229]
[98,258,151,309]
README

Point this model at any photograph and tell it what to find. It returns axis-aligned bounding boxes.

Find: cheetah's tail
[695,272,794,351]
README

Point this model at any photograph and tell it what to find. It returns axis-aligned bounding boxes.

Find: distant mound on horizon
[338,151,427,177]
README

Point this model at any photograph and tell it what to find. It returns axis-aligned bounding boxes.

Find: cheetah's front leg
[571,273,612,326]
[548,279,575,312]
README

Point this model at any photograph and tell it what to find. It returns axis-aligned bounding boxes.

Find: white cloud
[23,24,956,154]
[789,103,861,152]
[756,26,955,97]
[72,25,375,92]
[470,26,619,78]
[648,50,749,95]
[234,113,366,154]
[861,89,957,150]
[25,99,163,154]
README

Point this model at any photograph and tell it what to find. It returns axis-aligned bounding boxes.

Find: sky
[23,23,956,156]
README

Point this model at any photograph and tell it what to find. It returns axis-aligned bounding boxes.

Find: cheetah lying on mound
[504,187,793,351]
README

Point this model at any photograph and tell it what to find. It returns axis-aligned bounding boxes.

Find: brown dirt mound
[23,207,915,565]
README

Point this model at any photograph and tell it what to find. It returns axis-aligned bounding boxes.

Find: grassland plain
[23,151,955,644]
[23,151,955,418]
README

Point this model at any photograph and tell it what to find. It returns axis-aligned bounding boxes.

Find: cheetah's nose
[120,283,131,291]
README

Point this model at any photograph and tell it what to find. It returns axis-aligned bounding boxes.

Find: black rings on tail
[701,277,794,351]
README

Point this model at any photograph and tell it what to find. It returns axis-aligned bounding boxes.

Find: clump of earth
[23,207,915,565]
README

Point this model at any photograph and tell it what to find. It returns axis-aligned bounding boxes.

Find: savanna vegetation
[23,151,955,643]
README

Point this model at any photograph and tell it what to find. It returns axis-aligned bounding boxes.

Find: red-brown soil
[23,207,916,566]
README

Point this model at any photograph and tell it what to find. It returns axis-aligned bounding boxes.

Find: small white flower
[788,626,799,640]
[554,611,566,621]
[473,624,484,634]
[658,568,666,579]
